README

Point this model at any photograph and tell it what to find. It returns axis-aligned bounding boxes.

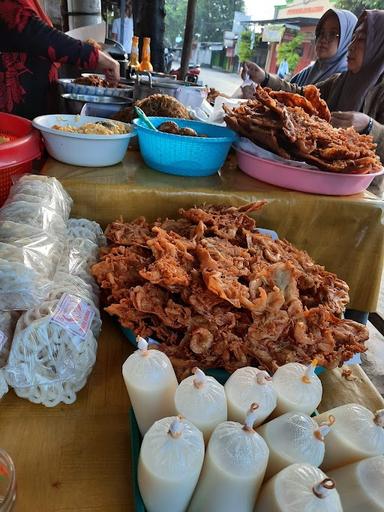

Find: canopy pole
[120,0,126,51]
[179,0,197,81]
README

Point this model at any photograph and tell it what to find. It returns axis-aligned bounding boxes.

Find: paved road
[199,66,242,96]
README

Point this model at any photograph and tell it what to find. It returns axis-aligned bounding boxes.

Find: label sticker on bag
[0,331,7,351]
[51,293,94,340]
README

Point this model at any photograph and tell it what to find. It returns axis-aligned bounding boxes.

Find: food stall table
[0,316,383,512]
[43,151,384,313]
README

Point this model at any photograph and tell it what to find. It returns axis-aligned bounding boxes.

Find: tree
[277,34,304,73]
[165,0,245,45]
[334,0,383,16]
[165,0,188,46]
[195,0,245,42]
[238,30,253,63]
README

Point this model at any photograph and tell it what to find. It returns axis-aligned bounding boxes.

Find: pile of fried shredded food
[91,203,369,379]
[224,85,381,174]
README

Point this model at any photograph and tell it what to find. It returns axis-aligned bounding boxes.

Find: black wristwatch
[362,117,373,135]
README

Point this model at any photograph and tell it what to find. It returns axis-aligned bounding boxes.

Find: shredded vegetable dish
[51,120,129,135]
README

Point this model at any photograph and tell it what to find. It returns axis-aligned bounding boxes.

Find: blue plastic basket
[133,117,237,177]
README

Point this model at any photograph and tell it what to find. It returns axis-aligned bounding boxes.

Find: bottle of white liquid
[328,455,384,511]
[257,411,334,479]
[272,360,322,416]
[122,337,178,435]
[254,463,343,512]
[225,367,277,426]
[138,416,205,512]
[316,404,384,471]
[189,404,269,512]
[175,367,227,443]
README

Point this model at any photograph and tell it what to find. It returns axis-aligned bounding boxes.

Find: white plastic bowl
[32,114,135,167]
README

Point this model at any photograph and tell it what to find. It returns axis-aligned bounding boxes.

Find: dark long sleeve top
[0,0,99,118]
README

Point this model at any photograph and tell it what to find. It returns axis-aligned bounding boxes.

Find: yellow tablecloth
[43,151,384,312]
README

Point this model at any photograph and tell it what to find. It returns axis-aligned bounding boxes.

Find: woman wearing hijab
[243,10,384,196]
[0,0,119,119]
[290,8,357,86]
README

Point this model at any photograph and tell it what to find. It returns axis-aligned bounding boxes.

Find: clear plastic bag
[0,201,67,237]
[138,416,205,512]
[57,238,99,276]
[49,271,99,308]
[189,419,269,512]
[10,175,72,220]
[67,218,106,246]
[0,236,63,280]
[225,367,277,426]
[174,370,227,442]
[0,258,53,310]
[255,463,343,512]
[0,220,60,244]
[0,311,19,367]
[0,369,8,398]
[5,298,98,407]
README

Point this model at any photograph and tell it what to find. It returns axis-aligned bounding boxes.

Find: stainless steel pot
[61,93,132,114]
[133,71,206,104]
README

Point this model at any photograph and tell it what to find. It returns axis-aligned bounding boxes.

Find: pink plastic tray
[236,147,384,196]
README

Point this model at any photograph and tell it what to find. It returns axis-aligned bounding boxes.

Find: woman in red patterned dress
[0,0,119,119]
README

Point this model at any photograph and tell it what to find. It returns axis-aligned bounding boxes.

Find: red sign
[286,6,325,15]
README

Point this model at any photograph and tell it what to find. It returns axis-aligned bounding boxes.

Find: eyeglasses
[316,31,340,42]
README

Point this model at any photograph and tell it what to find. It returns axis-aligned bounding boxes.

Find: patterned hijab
[327,10,384,112]
[291,9,357,86]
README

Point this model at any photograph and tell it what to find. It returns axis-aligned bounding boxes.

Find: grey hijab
[290,9,357,86]
[327,10,384,112]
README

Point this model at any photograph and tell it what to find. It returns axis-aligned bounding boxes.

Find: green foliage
[196,0,245,42]
[334,0,382,16]
[238,30,253,62]
[277,34,304,72]
[165,0,188,46]
[165,0,245,45]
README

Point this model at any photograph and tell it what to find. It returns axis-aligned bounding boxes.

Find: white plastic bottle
[257,411,334,479]
[272,360,322,416]
[174,367,227,443]
[328,455,384,511]
[189,404,269,512]
[138,416,205,512]
[254,463,343,512]
[122,337,178,435]
[225,367,277,426]
[316,404,384,470]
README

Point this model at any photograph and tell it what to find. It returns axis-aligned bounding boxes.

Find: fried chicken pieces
[224,85,381,174]
[91,203,368,378]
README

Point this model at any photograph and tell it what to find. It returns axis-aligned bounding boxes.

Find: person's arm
[0,2,119,83]
[370,121,384,159]
[242,61,338,101]
[242,61,303,93]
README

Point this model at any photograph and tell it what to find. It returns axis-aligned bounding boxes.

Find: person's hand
[331,111,370,133]
[241,61,266,84]
[241,83,257,99]
[97,51,120,85]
